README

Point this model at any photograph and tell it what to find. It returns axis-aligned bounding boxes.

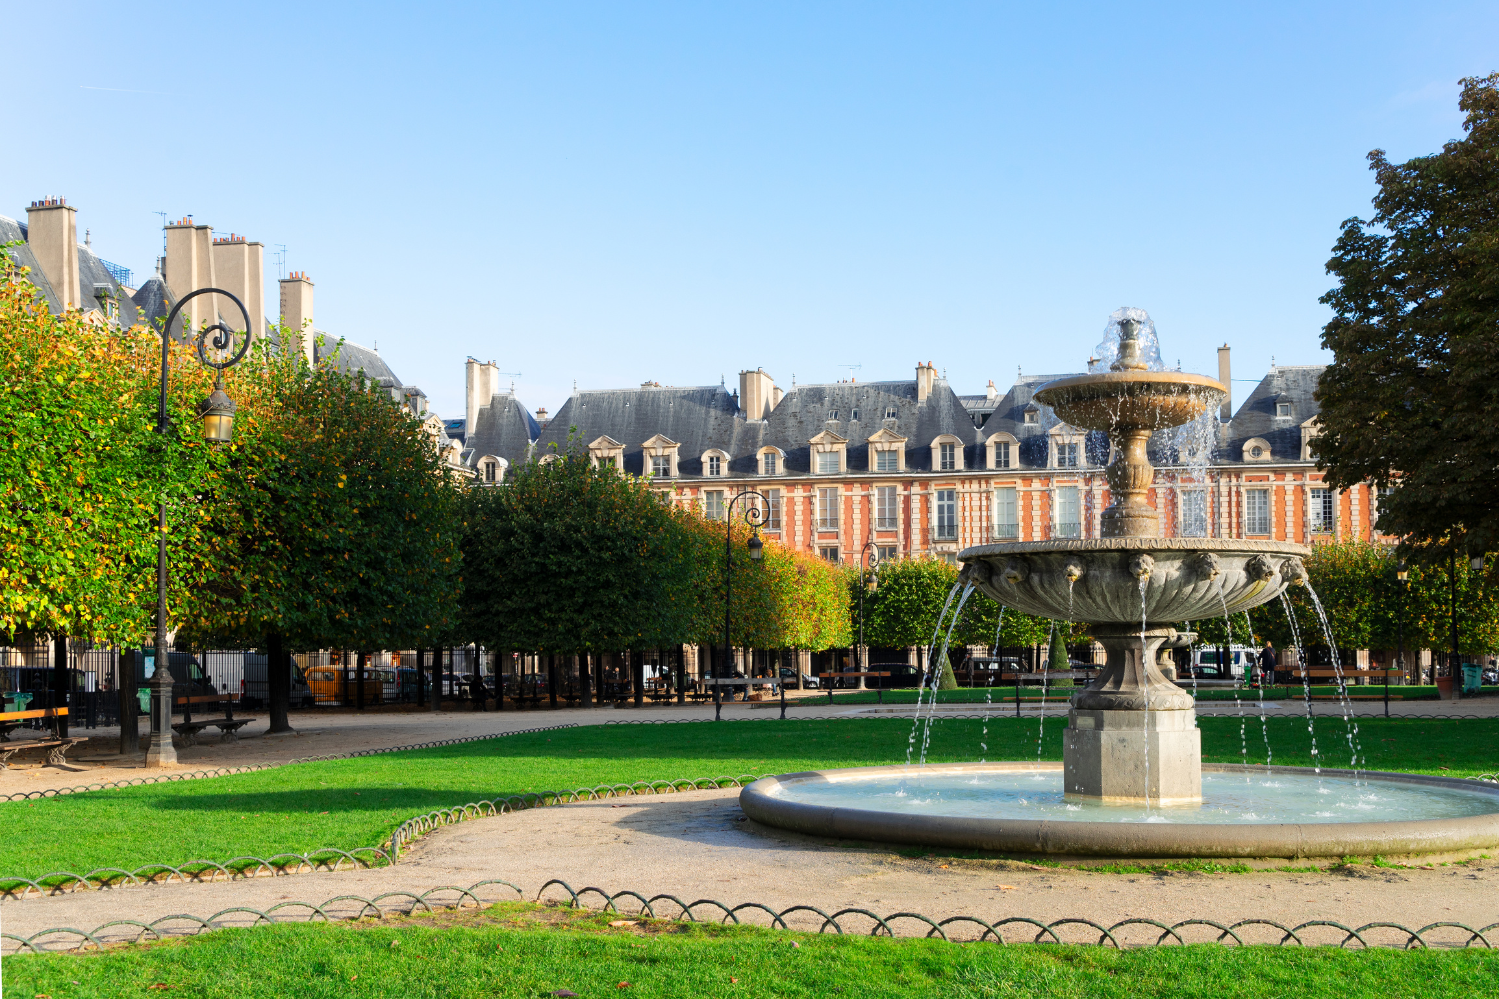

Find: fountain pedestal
[1063,627,1202,804]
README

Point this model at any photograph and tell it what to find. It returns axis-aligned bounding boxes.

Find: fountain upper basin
[1033,370,1226,431]
[959,538,1310,625]
[740,763,1499,860]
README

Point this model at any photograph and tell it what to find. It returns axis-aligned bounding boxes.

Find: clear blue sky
[6,2,1496,419]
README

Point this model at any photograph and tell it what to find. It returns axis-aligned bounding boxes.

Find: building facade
[463,357,1381,560]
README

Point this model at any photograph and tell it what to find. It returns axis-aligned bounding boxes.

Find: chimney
[465,357,484,439]
[210,234,265,344]
[771,384,783,409]
[164,217,217,335]
[738,367,777,421]
[278,271,315,363]
[25,198,80,310]
[915,361,937,405]
[985,379,997,401]
[536,406,549,430]
[1217,343,1231,421]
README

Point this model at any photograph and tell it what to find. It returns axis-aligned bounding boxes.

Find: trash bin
[1462,665,1483,696]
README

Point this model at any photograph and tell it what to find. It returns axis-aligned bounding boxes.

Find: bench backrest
[0,707,69,722]
[175,694,233,706]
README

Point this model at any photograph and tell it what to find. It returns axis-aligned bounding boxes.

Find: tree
[0,250,222,646]
[1315,74,1499,564]
[182,332,463,729]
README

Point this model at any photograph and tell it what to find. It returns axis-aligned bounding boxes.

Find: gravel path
[5,788,1496,943]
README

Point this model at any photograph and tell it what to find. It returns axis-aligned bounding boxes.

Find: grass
[3,716,1495,883]
[7,901,1497,998]
[811,684,1480,705]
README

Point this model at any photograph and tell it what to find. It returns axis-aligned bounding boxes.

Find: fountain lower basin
[740,763,1499,860]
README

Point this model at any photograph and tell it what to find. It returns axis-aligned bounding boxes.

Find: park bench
[817,672,891,704]
[172,694,255,746]
[0,708,87,768]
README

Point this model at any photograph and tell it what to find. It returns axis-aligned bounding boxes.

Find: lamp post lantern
[145,289,251,767]
[717,489,768,722]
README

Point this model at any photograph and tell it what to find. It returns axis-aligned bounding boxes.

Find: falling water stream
[918,583,975,766]
[907,581,964,768]
[1304,584,1365,777]
[1281,591,1321,774]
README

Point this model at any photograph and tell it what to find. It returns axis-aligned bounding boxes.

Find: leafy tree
[182,331,463,728]
[1315,74,1499,564]
[460,440,694,656]
[0,250,222,645]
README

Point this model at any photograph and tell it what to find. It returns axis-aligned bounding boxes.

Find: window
[761,451,777,475]
[704,490,725,521]
[1182,490,1207,538]
[939,442,956,471]
[1055,486,1080,538]
[994,486,1018,539]
[884,407,898,419]
[598,456,616,469]
[935,489,957,540]
[817,451,839,474]
[875,485,898,530]
[764,488,782,530]
[1277,402,1292,418]
[877,545,898,562]
[827,410,839,421]
[1251,445,1263,458]
[1310,488,1334,533]
[817,487,839,530]
[1024,409,1039,425]
[938,552,957,565]
[851,409,860,421]
[1055,442,1079,468]
[993,441,1011,469]
[651,454,671,478]
[484,461,498,483]
[1245,488,1270,535]
[820,546,840,563]
[707,454,722,476]
[876,449,899,472]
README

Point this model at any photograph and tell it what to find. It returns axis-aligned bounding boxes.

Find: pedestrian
[1258,641,1278,687]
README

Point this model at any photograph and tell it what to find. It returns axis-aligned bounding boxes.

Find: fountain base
[1063,707,1202,804]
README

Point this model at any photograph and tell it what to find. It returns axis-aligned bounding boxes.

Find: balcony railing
[1054,521,1082,539]
[933,524,957,541]
[873,517,898,531]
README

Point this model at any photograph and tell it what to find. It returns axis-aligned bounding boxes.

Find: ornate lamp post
[716,490,768,722]
[145,289,251,767]
[1391,561,1409,719]
[856,541,877,688]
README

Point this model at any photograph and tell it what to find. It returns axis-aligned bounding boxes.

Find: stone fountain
[740,313,1499,860]
[958,317,1306,804]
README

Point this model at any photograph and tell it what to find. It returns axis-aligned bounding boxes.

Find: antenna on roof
[274,245,287,280]
[155,212,167,257]
[840,364,861,381]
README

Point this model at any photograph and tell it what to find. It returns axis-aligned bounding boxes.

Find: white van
[1184,646,1258,682]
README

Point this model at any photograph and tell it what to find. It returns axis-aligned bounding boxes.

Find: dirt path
[5,788,1495,944]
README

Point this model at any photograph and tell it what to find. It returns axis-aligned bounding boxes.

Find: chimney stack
[26,198,80,310]
[210,234,265,343]
[738,368,777,420]
[1216,344,1231,421]
[915,361,937,405]
[164,217,217,335]
[465,357,501,439]
[279,271,315,363]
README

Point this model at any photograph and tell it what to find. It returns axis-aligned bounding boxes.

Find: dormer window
[763,452,777,475]
[642,434,680,479]
[1276,402,1292,418]
[478,455,507,485]
[827,410,839,421]
[877,450,899,472]
[707,455,722,476]
[588,436,625,470]
[484,461,498,483]
[651,455,671,477]
[866,427,907,474]
[851,409,860,421]
[1024,409,1039,425]
[884,407,898,419]
[817,452,839,473]
[809,429,848,475]
[1056,443,1079,468]
[939,443,956,471]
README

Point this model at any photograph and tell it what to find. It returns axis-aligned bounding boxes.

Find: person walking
[1258,641,1278,688]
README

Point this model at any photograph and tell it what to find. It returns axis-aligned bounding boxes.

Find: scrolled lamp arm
[157,287,253,435]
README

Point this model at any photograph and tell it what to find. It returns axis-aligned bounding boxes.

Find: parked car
[777,666,818,689]
[866,664,925,689]
[240,652,312,708]
[305,667,384,705]
[128,650,219,714]
[1183,646,1256,682]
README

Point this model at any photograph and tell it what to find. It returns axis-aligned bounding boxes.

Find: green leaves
[1316,73,1499,564]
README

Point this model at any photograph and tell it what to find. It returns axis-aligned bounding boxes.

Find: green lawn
[3,717,1494,884]
[809,684,1470,704]
[6,901,1496,999]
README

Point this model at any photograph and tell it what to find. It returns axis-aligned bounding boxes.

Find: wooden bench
[0,708,87,768]
[173,695,255,746]
[817,672,891,703]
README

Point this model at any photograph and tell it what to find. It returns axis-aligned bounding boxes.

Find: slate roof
[465,393,543,466]
[1,214,145,327]
[316,336,401,385]
[530,385,744,475]
[1224,366,1325,461]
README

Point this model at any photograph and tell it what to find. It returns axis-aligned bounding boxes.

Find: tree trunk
[119,647,139,753]
[580,652,593,708]
[267,632,292,733]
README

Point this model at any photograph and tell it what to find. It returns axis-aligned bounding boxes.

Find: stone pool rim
[738,762,1499,860]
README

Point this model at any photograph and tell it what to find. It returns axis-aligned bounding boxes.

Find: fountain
[740,312,1499,860]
